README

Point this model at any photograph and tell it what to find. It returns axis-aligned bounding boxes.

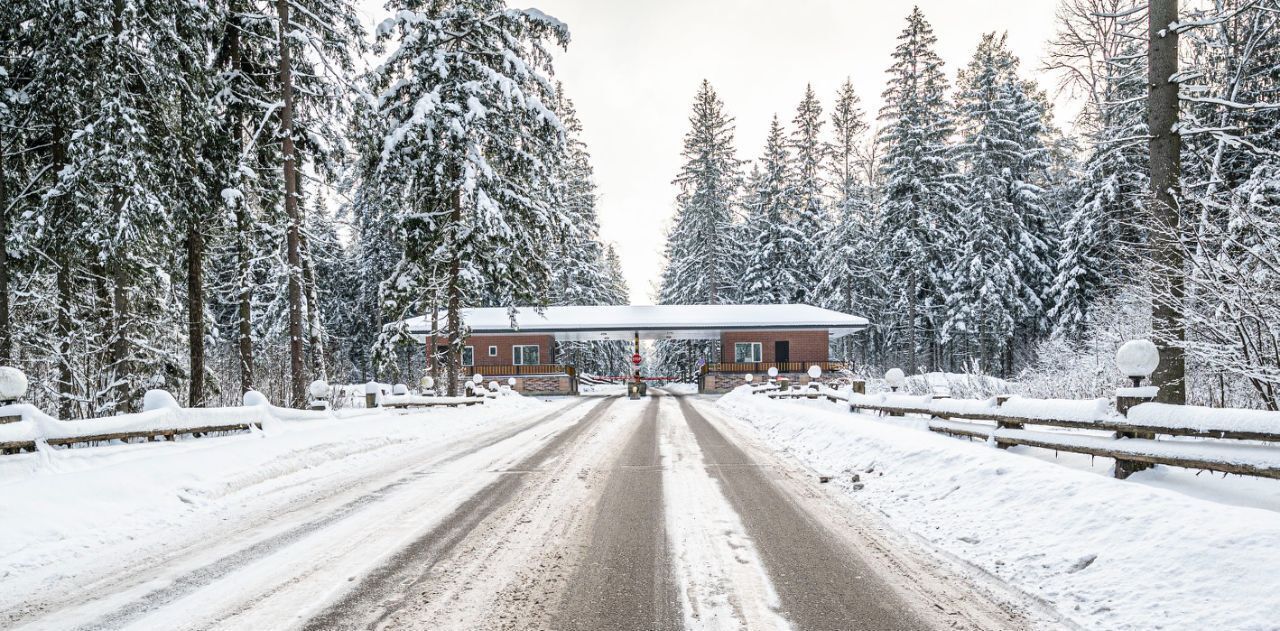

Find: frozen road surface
[1,392,1029,630]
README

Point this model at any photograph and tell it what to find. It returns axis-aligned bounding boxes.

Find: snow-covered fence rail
[0,389,381,456]
[781,387,1280,480]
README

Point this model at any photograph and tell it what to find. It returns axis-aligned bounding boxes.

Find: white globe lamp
[885,368,906,392]
[420,376,435,391]
[0,367,29,403]
[507,377,517,387]
[472,373,483,385]
[807,365,822,380]
[1116,340,1160,387]
[308,379,329,401]
[744,373,754,383]
[767,366,779,379]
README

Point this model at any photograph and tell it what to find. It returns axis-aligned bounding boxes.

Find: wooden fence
[756,386,1280,480]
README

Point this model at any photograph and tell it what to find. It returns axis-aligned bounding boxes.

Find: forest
[655,1,1280,409]
[2,0,1279,414]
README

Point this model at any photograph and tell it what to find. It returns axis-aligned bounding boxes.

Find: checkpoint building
[402,304,869,395]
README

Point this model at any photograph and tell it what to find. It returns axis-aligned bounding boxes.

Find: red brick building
[404,304,867,395]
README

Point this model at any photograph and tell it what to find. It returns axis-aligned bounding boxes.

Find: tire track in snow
[298,396,619,631]
[674,395,929,631]
[657,395,791,630]
[552,394,681,630]
[43,398,596,631]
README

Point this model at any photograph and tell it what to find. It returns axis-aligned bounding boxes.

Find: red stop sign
[631,353,642,365]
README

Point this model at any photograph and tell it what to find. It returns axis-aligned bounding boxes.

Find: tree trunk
[186,224,205,407]
[0,147,11,365]
[446,187,463,397]
[277,0,306,407]
[224,10,254,396]
[1148,0,1187,404]
[110,255,131,414]
[906,272,918,374]
[429,301,440,391]
[51,121,74,418]
[299,223,327,380]
[55,262,75,418]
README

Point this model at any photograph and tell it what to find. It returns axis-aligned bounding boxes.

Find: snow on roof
[403,304,869,342]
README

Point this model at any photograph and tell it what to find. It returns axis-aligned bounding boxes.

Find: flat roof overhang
[401,304,869,343]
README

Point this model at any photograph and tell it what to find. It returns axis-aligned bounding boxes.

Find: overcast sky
[526,0,1078,304]
[359,1,1074,304]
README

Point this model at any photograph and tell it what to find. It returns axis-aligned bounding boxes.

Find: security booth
[400,304,868,395]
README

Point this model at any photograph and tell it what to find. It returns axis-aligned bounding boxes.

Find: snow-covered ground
[0,393,571,626]
[716,388,1280,631]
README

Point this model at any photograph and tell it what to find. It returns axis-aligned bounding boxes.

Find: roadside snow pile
[0,394,550,601]
[717,387,1280,631]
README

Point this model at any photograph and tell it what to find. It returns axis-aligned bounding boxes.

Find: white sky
[358,1,1075,305]
[532,0,1075,304]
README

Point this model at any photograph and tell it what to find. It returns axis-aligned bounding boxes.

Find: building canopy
[403,304,869,342]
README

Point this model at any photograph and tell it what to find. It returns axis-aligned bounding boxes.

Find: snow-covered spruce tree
[788,84,828,302]
[0,3,36,367]
[948,33,1055,375]
[545,90,630,375]
[11,0,224,416]
[1049,40,1148,339]
[655,80,742,376]
[204,0,364,406]
[368,2,570,395]
[739,117,807,306]
[659,80,742,305]
[876,6,960,373]
[815,79,877,367]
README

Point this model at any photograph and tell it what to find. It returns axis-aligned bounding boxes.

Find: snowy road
[3,392,1026,630]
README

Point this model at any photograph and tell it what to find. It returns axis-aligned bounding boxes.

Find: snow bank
[0,394,551,605]
[0,391,386,446]
[1126,402,1280,435]
[995,395,1115,422]
[716,389,1280,631]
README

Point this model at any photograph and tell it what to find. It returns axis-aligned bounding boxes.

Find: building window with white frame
[734,342,762,363]
[488,345,498,357]
[461,346,475,366]
[513,345,540,365]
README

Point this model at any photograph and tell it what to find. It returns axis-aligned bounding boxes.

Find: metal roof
[403,304,869,342]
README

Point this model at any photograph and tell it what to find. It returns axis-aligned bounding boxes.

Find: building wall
[719,330,830,363]
[464,334,556,366]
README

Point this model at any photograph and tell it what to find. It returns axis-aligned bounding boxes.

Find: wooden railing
[703,361,847,374]
[461,364,574,377]
[760,387,1280,481]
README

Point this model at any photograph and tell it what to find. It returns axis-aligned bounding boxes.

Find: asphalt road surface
[9,391,1032,631]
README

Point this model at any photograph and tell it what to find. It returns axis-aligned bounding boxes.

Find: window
[488,345,498,357]
[461,346,474,366]
[734,342,762,363]
[513,345,540,365]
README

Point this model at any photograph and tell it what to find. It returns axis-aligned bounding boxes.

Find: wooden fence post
[1114,387,1159,479]
[993,395,1018,449]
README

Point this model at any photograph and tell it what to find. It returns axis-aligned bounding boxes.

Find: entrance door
[774,341,790,363]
